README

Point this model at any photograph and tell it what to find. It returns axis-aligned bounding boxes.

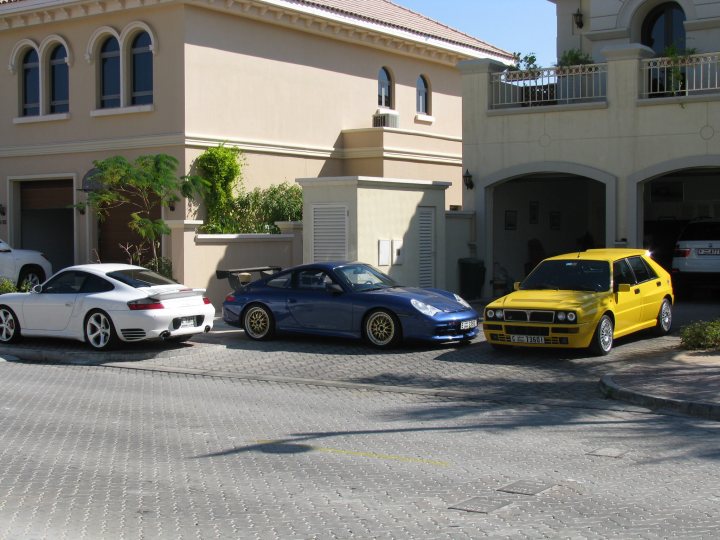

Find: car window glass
[678,221,720,240]
[107,268,176,288]
[43,271,86,294]
[335,264,397,291]
[521,259,610,292]
[613,259,636,286]
[627,256,654,283]
[80,275,115,293]
[296,269,334,291]
[266,274,291,288]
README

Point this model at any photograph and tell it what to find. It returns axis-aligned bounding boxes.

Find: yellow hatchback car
[483,249,674,355]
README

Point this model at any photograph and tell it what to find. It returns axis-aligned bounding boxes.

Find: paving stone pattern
[1,361,719,539]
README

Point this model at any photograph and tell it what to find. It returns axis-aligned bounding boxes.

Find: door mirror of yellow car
[514,281,521,291]
[617,283,632,293]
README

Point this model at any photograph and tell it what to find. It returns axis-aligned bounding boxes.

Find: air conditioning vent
[372,112,399,128]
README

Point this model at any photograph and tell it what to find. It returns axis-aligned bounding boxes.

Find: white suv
[671,219,720,296]
[0,239,53,288]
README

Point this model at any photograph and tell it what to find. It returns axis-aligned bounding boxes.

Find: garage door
[20,180,74,272]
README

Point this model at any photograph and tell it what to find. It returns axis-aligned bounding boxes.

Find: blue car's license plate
[461,319,478,330]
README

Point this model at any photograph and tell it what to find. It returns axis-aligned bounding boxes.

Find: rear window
[107,269,177,288]
[678,222,720,241]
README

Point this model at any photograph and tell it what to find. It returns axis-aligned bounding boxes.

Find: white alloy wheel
[85,310,117,350]
[656,299,672,335]
[0,306,20,343]
[590,314,613,356]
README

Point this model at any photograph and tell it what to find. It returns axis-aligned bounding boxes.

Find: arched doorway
[641,2,686,55]
[490,174,606,294]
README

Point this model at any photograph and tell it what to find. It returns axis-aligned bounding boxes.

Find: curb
[600,374,720,421]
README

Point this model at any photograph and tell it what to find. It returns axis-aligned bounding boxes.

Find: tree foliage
[84,153,206,264]
[194,144,302,234]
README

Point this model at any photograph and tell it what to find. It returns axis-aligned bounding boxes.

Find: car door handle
[65,302,74,307]
[634,288,640,294]
[656,281,662,287]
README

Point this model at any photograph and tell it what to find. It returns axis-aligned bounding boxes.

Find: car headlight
[453,293,471,308]
[411,298,441,317]
[555,311,577,323]
[486,309,503,320]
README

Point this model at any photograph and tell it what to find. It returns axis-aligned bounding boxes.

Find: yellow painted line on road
[255,440,449,467]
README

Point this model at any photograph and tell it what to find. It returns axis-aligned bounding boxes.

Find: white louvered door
[312,205,348,261]
[418,207,435,287]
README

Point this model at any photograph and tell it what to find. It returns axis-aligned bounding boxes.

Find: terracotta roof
[283,0,512,59]
[1,0,513,60]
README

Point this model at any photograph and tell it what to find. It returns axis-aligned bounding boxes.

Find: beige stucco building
[460,0,720,297]
[0,0,511,289]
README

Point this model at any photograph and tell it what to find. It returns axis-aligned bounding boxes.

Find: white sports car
[0,264,215,350]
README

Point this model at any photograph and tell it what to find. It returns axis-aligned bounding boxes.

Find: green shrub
[680,320,720,350]
[0,278,17,295]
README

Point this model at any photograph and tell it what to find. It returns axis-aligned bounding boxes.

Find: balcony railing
[641,53,720,98]
[490,64,607,109]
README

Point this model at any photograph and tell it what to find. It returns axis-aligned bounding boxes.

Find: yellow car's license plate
[511,335,544,344]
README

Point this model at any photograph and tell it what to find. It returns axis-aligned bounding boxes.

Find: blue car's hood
[366,286,468,312]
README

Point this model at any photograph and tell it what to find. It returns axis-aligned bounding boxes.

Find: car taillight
[225,294,236,303]
[128,299,164,310]
[673,248,691,258]
[203,297,212,305]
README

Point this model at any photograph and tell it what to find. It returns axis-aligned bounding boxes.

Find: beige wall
[299,176,449,288]
[460,44,720,295]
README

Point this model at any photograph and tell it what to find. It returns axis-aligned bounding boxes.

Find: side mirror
[513,281,521,291]
[31,284,42,294]
[617,283,631,293]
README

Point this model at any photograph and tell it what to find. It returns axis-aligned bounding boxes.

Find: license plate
[511,335,545,344]
[179,317,196,328]
[697,248,720,256]
[461,319,478,330]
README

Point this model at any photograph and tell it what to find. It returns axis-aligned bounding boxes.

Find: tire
[655,298,672,336]
[84,310,118,351]
[363,309,401,348]
[0,305,21,343]
[243,304,275,341]
[18,265,45,290]
[589,314,614,356]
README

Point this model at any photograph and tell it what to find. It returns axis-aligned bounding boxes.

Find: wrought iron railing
[641,53,720,98]
[490,64,607,109]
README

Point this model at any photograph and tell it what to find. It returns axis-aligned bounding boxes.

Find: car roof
[281,261,354,272]
[60,263,146,275]
[545,249,649,262]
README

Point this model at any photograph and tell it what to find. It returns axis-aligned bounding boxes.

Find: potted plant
[555,49,600,103]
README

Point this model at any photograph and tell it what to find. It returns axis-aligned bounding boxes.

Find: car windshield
[521,259,610,292]
[107,269,177,288]
[335,263,399,292]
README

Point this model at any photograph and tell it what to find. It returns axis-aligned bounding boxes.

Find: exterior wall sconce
[168,202,176,211]
[0,203,5,216]
[573,8,584,29]
[462,169,474,190]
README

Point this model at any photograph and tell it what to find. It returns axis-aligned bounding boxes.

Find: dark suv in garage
[671,219,720,297]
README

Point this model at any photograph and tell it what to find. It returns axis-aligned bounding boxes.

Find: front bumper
[403,312,480,343]
[483,321,594,349]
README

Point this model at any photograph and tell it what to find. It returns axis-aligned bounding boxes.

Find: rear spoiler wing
[216,266,282,291]
[148,288,206,301]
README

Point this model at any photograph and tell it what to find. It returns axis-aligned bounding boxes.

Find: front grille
[504,310,555,323]
[121,328,146,340]
[505,325,550,336]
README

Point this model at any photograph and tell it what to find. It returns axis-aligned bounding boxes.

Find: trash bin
[458,257,485,300]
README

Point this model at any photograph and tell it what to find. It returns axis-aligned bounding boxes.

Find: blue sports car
[218,262,479,348]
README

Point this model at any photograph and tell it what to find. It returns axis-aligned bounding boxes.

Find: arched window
[416,75,430,114]
[131,31,153,105]
[378,67,393,109]
[100,37,120,108]
[49,45,69,114]
[642,2,686,55]
[22,49,40,117]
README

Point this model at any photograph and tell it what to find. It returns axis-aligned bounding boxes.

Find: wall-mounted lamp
[168,202,176,212]
[462,169,474,190]
[573,8,584,29]
[0,203,5,217]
